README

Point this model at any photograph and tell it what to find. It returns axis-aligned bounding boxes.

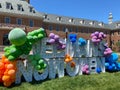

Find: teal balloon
[8,28,27,46]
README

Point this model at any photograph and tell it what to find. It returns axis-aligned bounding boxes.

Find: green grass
[1,72,120,90]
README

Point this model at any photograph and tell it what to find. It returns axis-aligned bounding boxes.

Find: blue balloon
[96,67,101,74]
[78,38,87,46]
[108,65,113,71]
[69,34,77,43]
[105,62,109,68]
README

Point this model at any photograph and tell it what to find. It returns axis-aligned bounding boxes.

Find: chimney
[26,0,30,3]
[108,12,113,24]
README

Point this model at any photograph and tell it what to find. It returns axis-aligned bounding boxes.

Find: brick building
[0,0,120,51]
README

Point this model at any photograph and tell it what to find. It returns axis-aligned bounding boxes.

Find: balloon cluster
[0,55,16,87]
[28,54,47,70]
[65,54,75,67]
[82,64,90,75]
[48,33,66,50]
[4,28,46,61]
[78,38,87,46]
[105,53,120,71]
[69,34,77,43]
[91,31,106,44]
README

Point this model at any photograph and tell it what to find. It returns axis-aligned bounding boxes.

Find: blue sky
[30,0,120,23]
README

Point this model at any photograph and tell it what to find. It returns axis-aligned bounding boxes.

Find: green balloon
[4,47,9,51]
[38,34,44,39]
[8,55,15,61]
[8,28,27,46]
[35,65,41,70]
[38,59,44,65]
[43,64,47,69]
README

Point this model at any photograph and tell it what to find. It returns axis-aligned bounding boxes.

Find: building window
[3,34,10,45]
[0,3,2,8]
[17,4,24,11]
[80,20,85,24]
[75,28,78,33]
[29,20,34,27]
[63,27,66,32]
[49,25,52,31]
[56,26,60,31]
[69,28,72,32]
[69,19,73,23]
[6,2,13,10]
[57,17,62,21]
[43,14,47,19]
[5,17,10,24]
[29,7,35,13]
[17,18,22,25]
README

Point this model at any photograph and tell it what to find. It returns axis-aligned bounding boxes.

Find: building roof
[0,0,43,19]
[40,12,112,30]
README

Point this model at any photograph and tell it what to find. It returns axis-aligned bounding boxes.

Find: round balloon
[8,28,26,46]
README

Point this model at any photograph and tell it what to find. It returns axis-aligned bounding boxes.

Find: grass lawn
[1,72,120,90]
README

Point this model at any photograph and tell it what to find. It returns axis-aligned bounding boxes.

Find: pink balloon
[49,33,55,39]
[84,65,89,69]
[82,67,86,72]
[86,70,90,74]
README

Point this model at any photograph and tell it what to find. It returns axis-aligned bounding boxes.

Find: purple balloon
[62,44,66,49]
[49,33,55,39]
[92,36,97,39]
[104,51,108,55]
[48,39,55,44]
[103,34,107,38]
[94,31,99,36]
[91,33,95,37]
[54,35,60,41]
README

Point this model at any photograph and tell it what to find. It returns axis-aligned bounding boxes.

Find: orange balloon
[2,75,10,81]
[0,62,4,69]
[65,58,70,63]
[7,64,14,69]
[8,69,15,76]
[3,81,12,87]
[70,61,76,67]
